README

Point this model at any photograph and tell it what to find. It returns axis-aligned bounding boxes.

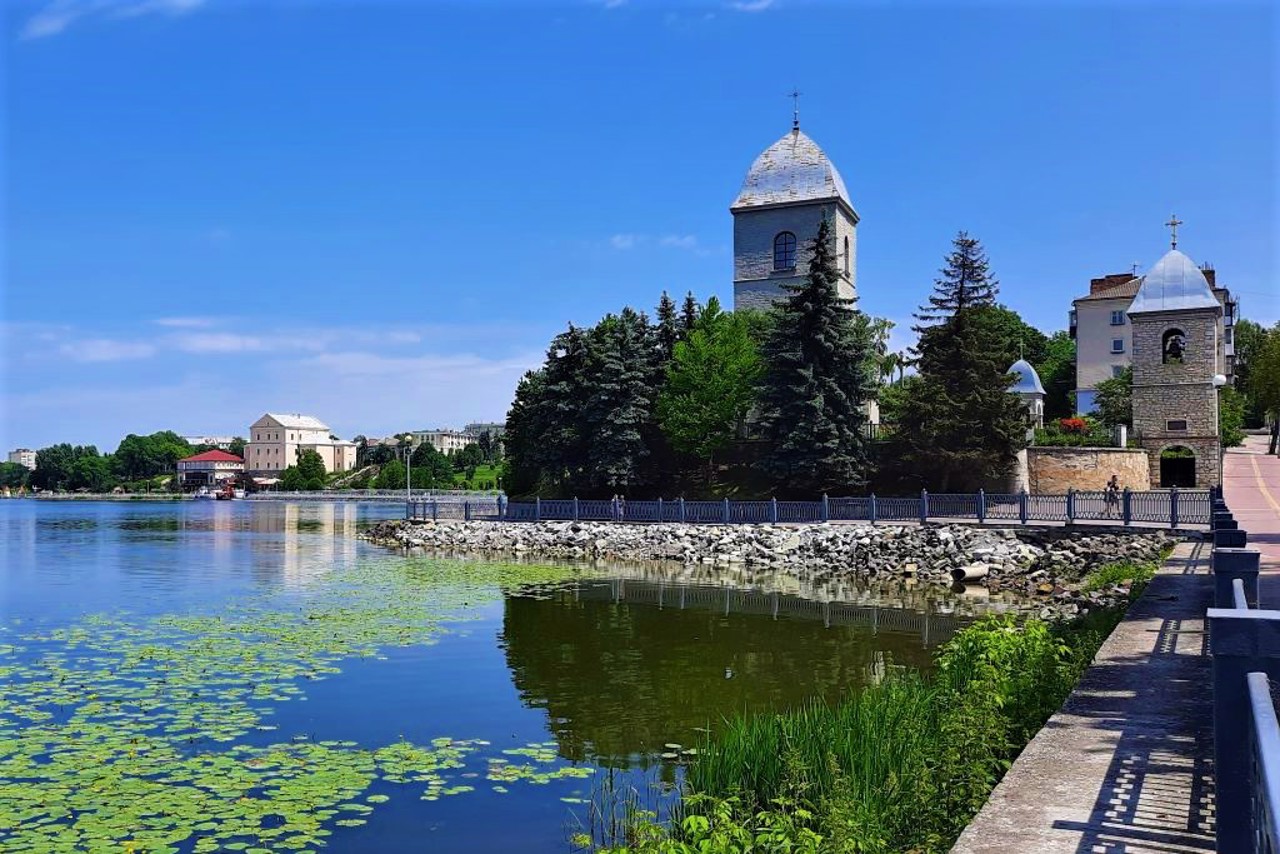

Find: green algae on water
[0,557,593,853]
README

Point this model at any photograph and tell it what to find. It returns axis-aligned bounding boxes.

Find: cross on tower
[1165,214,1184,249]
[789,88,802,131]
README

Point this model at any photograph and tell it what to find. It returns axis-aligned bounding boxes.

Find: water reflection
[499,578,945,768]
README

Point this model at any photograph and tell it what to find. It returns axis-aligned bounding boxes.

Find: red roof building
[177,450,245,487]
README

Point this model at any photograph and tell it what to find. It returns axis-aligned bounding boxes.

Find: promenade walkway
[951,438,1280,852]
[1224,434,1280,582]
[950,539,1216,853]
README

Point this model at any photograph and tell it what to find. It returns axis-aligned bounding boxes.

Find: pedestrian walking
[1104,475,1120,517]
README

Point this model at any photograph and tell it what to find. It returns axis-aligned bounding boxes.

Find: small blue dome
[1008,359,1046,395]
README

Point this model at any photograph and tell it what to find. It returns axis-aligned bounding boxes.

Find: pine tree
[894,232,1029,491]
[757,217,874,495]
[656,291,680,362]
[680,292,700,334]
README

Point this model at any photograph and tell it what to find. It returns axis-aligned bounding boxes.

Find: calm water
[0,500,991,853]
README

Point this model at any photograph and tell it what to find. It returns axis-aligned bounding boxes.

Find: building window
[1110,310,1126,326]
[1111,338,1124,354]
[1167,419,1188,432]
[1112,365,1125,378]
[843,236,850,274]
[1162,328,1187,364]
[773,232,797,270]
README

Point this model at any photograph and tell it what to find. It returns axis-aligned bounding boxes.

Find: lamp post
[1214,373,1227,485]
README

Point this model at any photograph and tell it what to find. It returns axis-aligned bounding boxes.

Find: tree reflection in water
[499,580,940,768]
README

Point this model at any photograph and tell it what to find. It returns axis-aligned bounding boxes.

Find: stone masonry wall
[1131,307,1222,486]
[1027,447,1151,493]
[732,202,855,310]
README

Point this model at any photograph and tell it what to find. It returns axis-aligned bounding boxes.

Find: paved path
[1223,435,1280,601]
[951,540,1216,853]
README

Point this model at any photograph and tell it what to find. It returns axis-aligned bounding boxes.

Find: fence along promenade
[1206,494,1280,853]
[407,488,1211,529]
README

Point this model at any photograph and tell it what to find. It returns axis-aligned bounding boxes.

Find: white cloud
[21,0,206,40]
[659,234,699,250]
[168,332,271,354]
[58,338,156,363]
[154,316,219,328]
[609,233,641,250]
[729,0,775,11]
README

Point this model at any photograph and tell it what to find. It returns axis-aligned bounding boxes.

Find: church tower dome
[731,129,856,216]
[730,123,859,311]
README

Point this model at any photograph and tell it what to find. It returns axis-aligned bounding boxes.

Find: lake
[0,500,996,853]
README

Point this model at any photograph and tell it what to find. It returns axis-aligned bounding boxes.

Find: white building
[7,449,36,470]
[410,429,472,456]
[1070,266,1235,414]
[243,413,358,474]
[731,118,858,311]
[464,422,505,438]
[182,435,237,450]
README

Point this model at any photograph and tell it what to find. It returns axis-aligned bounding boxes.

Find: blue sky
[2,0,1275,452]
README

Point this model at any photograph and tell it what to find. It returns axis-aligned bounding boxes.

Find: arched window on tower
[773,232,797,271]
[844,236,850,274]
[1162,328,1187,364]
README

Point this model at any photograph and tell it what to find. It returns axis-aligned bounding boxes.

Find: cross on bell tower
[1165,214,1184,249]
[789,88,802,131]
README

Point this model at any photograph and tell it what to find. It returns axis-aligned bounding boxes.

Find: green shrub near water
[598,612,1121,854]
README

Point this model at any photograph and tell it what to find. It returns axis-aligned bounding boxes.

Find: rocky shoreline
[361,519,1179,614]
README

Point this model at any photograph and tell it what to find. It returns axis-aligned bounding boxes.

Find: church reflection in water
[497,569,979,768]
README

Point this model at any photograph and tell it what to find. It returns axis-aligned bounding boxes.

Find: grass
[1080,561,1157,594]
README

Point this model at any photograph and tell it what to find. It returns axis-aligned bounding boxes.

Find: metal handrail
[1248,672,1280,853]
[1237,578,1252,611]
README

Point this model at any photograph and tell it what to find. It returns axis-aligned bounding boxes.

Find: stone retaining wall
[1027,447,1150,493]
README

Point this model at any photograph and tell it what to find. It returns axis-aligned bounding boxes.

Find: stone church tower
[731,120,858,310]
[1128,245,1224,488]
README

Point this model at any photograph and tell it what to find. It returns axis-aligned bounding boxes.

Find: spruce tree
[680,292,700,334]
[757,217,874,495]
[583,308,659,493]
[656,291,680,363]
[895,232,1029,491]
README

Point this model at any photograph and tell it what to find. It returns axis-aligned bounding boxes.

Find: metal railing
[419,488,1212,528]
[1207,494,1280,853]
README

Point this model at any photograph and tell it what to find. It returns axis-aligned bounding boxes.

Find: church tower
[1128,232,1224,488]
[730,118,859,310]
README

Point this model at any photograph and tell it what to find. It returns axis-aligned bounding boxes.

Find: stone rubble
[361,519,1177,613]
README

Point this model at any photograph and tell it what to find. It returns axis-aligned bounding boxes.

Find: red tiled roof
[179,450,244,463]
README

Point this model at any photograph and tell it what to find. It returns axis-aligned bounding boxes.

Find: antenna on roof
[789,88,802,131]
[1131,262,1141,276]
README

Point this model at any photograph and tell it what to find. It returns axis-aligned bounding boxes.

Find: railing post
[1170,486,1179,529]
[464,501,471,522]
[1066,488,1075,524]
[406,499,413,520]
[1018,490,1028,525]
[920,489,929,523]
[1122,488,1131,526]
[657,497,663,523]
[612,496,619,522]
[432,499,438,522]
[770,497,778,523]
[572,497,579,521]
[977,489,986,524]
[821,494,829,523]
[1208,607,1280,854]
[678,497,686,523]
[722,497,731,524]
[1213,548,1261,609]
[535,496,541,522]
[870,493,878,525]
